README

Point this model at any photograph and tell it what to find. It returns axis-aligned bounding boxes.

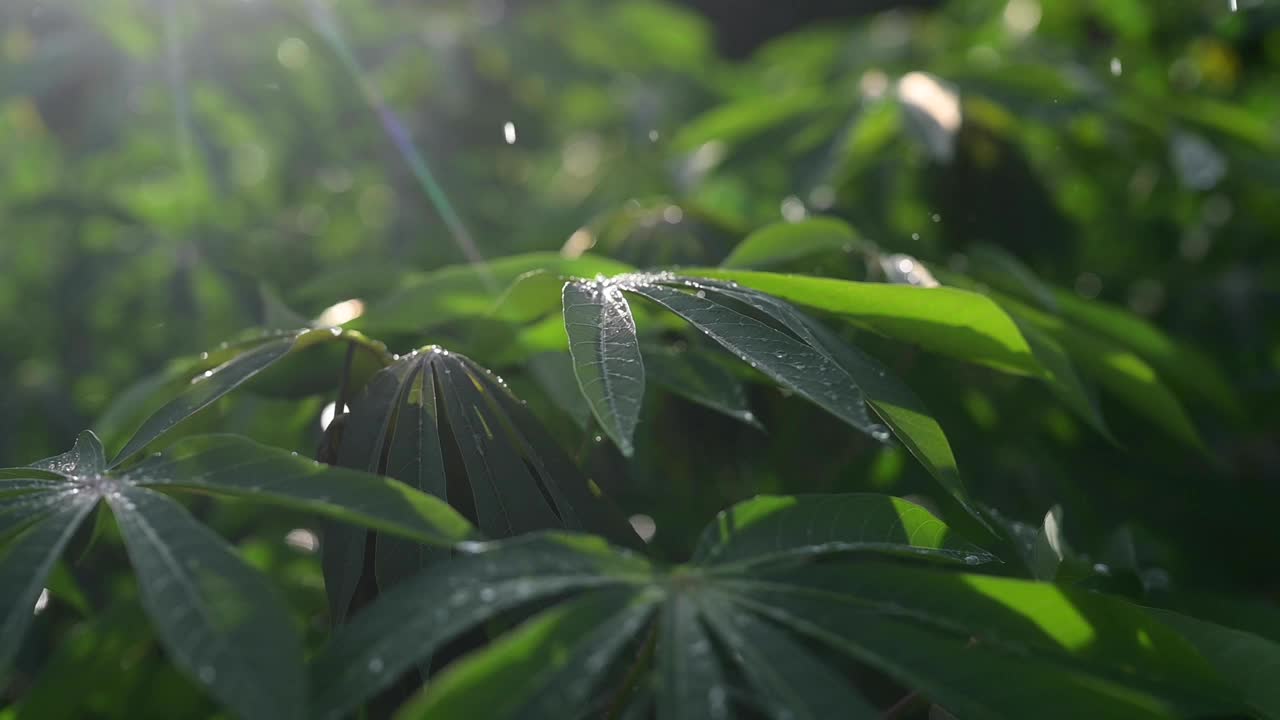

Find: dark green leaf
[395,589,657,719]
[1152,610,1280,719]
[108,333,301,467]
[120,434,475,548]
[107,485,304,720]
[689,269,1042,377]
[0,495,97,676]
[693,494,994,569]
[644,346,761,429]
[563,280,646,456]
[310,534,650,720]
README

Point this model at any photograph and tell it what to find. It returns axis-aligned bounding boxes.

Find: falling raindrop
[503,121,517,144]
[1110,57,1123,76]
[628,514,657,543]
[32,588,50,615]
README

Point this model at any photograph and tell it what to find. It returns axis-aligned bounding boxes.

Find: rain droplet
[503,121,517,144]
[367,657,384,673]
[869,425,891,442]
[694,290,706,299]
[479,587,497,602]
[198,666,217,684]
[199,351,209,361]
[1092,563,1111,576]
[963,554,983,565]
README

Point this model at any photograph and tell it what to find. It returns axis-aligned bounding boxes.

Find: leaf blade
[108,485,305,720]
[563,281,646,456]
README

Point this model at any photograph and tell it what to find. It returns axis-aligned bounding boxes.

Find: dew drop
[963,554,983,565]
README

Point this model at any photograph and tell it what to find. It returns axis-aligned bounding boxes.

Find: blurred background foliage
[2,0,1279,714]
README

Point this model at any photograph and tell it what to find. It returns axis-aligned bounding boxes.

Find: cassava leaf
[1151,610,1280,718]
[563,280,646,456]
[107,484,305,720]
[692,494,994,569]
[721,217,865,270]
[0,429,475,695]
[643,345,762,429]
[689,269,1041,377]
[360,253,634,333]
[119,434,475,548]
[395,589,657,719]
[0,494,97,676]
[316,491,1241,719]
[621,279,881,435]
[109,333,300,466]
[309,534,651,720]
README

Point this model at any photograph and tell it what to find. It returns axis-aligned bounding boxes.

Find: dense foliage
[2,0,1278,718]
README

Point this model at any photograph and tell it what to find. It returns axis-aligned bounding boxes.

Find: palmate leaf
[106,326,390,466]
[559,272,982,525]
[322,346,642,622]
[315,493,1241,720]
[0,431,473,718]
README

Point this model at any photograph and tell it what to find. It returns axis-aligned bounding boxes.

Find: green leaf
[689,269,1041,377]
[1005,299,1203,448]
[721,217,865,269]
[728,564,1236,719]
[1151,610,1280,718]
[435,355,568,535]
[791,317,983,527]
[361,253,634,333]
[563,280,646,456]
[657,592,731,720]
[0,496,97,676]
[108,333,301,467]
[463,358,644,549]
[1014,318,1111,438]
[309,534,650,720]
[395,589,657,719]
[1048,291,1240,419]
[692,494,994,569]
[311,493,1239,720]
[673,90,828,151]
[119,434,475,548]
[622,280,882,436]
[643,345,761,429]
[107,484,304,720]
[697,591,879,719]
